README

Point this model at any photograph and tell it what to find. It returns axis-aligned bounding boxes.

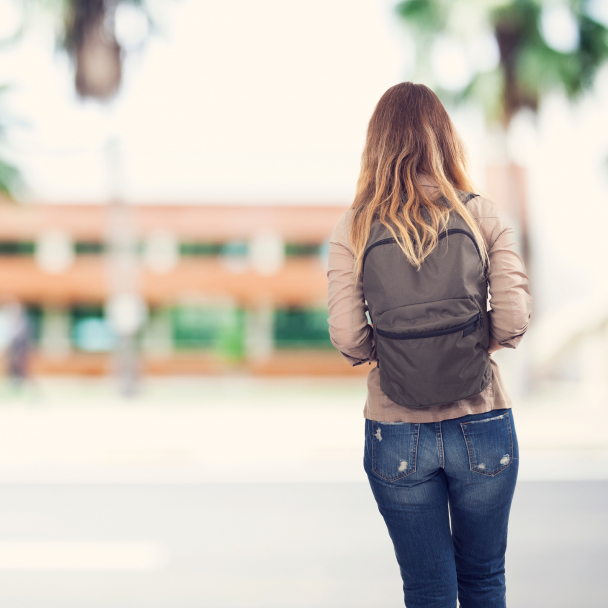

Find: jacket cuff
[338,337,378,367]
[339,352,371,366]
[496,333,525,349]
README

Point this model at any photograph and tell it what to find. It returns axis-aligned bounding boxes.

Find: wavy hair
[349,82,489,282]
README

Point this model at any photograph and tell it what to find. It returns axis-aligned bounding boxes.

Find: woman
[327,82,533,608]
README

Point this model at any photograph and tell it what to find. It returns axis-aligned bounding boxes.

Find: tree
[397,0,608,125]
[0,85,21,197]
[61,0,154,100]
[2,0,156,103]
[0,0,158,197]
[396,0,608,266]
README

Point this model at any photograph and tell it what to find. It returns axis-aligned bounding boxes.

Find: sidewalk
[0,481,604,608]
[0,375,606,483]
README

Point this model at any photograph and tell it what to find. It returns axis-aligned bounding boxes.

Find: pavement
[0,374,606,483]
[0,375,605,607]
[0,482,605,608]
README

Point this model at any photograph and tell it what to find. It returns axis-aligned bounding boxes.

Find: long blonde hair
[349,82,489,281]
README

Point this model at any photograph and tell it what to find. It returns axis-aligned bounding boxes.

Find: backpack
[362,190,492,407]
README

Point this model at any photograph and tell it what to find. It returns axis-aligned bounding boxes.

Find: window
[179,242,224,256]
[284,243,321,257]
[0,241,35,255]
[273,307,333,348]
[75,242,105,254]
[171,305,245,360]
[71,306,115,352]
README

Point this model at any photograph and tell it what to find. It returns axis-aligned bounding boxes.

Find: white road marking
[0,540,168,571]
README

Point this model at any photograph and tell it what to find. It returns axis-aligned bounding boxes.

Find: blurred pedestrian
[3,300,33,390]
[327,82,532,608]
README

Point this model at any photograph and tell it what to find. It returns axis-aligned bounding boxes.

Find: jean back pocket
[460,411,514,476]
[370,421,419,481]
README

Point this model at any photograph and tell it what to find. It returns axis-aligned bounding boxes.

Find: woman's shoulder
[462,191,502,220]
[329,208,355,250]
[461,192,512,249]
[330,191,504,249]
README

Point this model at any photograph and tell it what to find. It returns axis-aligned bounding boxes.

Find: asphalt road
[0,480,605,608]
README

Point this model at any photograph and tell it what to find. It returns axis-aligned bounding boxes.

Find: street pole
[104,137,144,397]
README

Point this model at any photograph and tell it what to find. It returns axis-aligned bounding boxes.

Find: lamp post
[104,138,146,397]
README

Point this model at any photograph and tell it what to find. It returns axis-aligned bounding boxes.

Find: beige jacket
[326,181,533,422]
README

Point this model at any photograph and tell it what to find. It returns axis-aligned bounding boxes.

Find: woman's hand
[488,338,504,354]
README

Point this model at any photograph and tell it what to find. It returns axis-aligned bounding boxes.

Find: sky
[1,0,412,204]
[2,0,608,328]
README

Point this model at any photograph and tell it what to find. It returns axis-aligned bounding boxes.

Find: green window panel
[25,305,42,344]
[75,242,105,254]
[221,241,248,256]
[179,243,224,256]
[0,241,35,255]
[171,305,246,361]
[273,307,333,349]
[284,243,321,257]
[70,306,116,352]
[180,242,324,258]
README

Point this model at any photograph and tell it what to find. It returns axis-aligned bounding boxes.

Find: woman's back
[327,176,532,422]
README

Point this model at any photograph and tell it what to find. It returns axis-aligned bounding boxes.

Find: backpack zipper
[375,312,481,340]
[362,228,483,272]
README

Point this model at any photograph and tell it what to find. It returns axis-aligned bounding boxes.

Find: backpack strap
[460,192,479,205]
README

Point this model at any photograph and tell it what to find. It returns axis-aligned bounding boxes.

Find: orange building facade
[0,201,367,376]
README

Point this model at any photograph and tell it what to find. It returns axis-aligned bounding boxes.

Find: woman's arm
[327,217,377,367]
[488,338,504,354]
[478,200,533,349]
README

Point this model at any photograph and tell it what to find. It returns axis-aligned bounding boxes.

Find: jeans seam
[436,422,445,469]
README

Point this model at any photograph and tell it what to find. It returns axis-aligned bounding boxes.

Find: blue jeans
[364,408,519,608]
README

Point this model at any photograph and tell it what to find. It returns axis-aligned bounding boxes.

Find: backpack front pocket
[374,297,491,407]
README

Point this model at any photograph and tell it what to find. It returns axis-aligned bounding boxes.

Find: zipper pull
[479,312,484,329]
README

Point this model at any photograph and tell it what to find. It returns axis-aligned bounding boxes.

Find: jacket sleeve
[326,215,377,366]
[482,208,533,349]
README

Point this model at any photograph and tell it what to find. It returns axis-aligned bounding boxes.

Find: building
[0,200,368,376]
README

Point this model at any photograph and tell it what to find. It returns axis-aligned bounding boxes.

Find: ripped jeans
[364,408,519,608]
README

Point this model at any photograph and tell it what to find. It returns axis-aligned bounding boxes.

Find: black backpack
[362,191,492,407]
